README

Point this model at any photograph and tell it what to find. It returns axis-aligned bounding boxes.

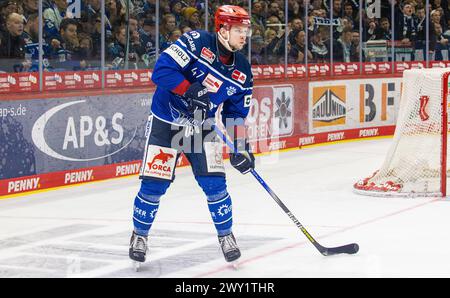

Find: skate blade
[230,261,240,270]
[132,261,142,272]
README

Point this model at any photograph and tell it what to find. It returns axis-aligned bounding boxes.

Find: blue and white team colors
[130,24,252,265]
[151,29,253,126]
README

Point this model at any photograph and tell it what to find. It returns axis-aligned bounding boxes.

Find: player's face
[228,25,251,51]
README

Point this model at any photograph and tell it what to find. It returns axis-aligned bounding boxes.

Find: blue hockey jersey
[151,30,253,127]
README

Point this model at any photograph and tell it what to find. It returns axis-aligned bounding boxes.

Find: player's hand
[183,82,211,120]
[230,139,255,174]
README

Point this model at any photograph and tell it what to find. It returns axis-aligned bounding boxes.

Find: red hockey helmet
[214,5,251,32]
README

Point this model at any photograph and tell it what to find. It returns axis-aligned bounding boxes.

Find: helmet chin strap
[218,30,237,52]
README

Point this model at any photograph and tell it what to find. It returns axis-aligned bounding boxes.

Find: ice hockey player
[129,5,254,268]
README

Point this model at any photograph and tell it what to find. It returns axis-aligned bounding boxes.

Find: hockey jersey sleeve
[151,31,202,95]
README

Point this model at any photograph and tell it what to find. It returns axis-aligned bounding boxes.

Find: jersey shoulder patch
[163,43,191,67]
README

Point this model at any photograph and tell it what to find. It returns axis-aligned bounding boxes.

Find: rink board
[0,76,401,197]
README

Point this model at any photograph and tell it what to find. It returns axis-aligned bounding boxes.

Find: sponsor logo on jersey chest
[202,73,223,93]
[232,70,247,84]
[201,47,215,64]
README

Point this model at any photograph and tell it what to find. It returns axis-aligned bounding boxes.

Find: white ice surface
[1,138,450,278]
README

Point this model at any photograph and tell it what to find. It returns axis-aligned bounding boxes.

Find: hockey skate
[129,231,148,272]
[218,232,241,269]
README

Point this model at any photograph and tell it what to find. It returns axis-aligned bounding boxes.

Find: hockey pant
[132,116,232,236]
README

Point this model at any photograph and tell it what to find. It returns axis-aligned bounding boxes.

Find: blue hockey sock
[133,179,170,236]
[196,176,233,236]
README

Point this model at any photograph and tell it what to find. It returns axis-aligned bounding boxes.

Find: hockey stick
[211,123,359,256]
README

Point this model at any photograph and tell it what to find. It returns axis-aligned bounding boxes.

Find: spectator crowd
[0,0,449,73]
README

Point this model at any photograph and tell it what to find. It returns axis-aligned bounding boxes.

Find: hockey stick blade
[300,223,359,256]
[318,243,359,256]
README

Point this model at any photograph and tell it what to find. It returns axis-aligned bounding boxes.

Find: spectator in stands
[84,0,101,18]
[343,1,355,20]
[288,29,312,64]
[23,13,38,43]
[338,16,354,33]
[288,0,303,20]
[106,0,122,31]
[307,14,316,36]
[395,2,417,45]
[432,0,442,9]
[78,32,95,62]
[107,25,143,69]
[318,25,331,44]
[263,15,286,64]
[430,9,446,31]
[43,0,67,31]
[252,24,265,39]
[0,1,24,33]
[251,35,265,65]
[363,16,378,41]
[180,24,193,34]
[432,0,447,22]
[0,13,26,63]
[309,28,329,63]
[122,14,143,54]
[21,13,55,72]
[266,15,283,36]
[444,19,450,39]
[434,22,449,60]
[290,17,304,32]
[142,0,156,22]
[51,18,87,70]
[140,18,156,52]
[169,0,184,26]
[168,28,182,43]
[22,0,38,19]
[375,17,392,40]
[334,27,354,62]
[268,2,281,18]
[311,0,324,11]
[287,17,304,49]
[415,7,436,60]
[351,30,361,61]
[264,27,277,43]
[2,0,448,73]
[276,3,285,22]
[251,1,266,29]
[343,1,358,29]
[181,7,201,31]
[159,13,177,48]
[332,0,343,19]
[1,1,24,19]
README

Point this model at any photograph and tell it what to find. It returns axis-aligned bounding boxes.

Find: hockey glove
[182,82,211,122]
[230,139,255,175]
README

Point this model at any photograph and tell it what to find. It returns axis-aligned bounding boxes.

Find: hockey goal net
[354,68,450,197]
